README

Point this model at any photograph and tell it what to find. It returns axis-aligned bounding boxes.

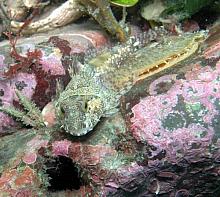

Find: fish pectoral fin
[104,108,119,117]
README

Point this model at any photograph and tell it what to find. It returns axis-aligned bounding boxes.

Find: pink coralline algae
[67,31,109,55]
[68,143,117,167]
[0,111,15,132]
[22,135,49,165]
[102,162,145,195]
[52,139,72,157]
[11,72,37,101]
[148,74,177,95]
[26,135,49,150]
[40,53,65,76]
[0,71,37,132]
[0,48,38,132]
[22,152,38,165]
[41,102,57,127]
[131,60,220,165]
[72,31,109,49]
[0,43,66,131]
[0,55,6,70]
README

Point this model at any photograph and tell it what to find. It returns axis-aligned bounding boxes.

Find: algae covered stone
[141,0,215,23]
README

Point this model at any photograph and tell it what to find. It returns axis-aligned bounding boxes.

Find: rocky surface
[0,21,219,196]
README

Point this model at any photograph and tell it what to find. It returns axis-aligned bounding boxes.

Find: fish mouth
[64,123,94,136]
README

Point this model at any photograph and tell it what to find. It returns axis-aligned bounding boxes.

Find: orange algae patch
[0,167,39,189]
[0,166,41,196]
[0,169,17,189]
[14,166,37,186]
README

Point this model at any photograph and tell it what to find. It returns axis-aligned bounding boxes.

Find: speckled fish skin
[56,31,207,136]
[56,64,120,136]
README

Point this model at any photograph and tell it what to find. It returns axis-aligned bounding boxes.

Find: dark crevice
[45,156,83,192]
[191,5,220,29]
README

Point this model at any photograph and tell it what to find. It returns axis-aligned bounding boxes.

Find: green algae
[110,0,139,7]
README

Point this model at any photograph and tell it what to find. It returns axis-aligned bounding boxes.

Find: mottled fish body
[57,31,207,136]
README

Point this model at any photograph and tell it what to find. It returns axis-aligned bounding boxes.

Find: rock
[0,166,40,196]
[140,0,215,23]
[0,22,109,131]
[0,23,220,196]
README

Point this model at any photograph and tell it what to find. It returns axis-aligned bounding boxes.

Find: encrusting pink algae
[0,68,37,132]
[0,44,66,132]
[131,60,220,165]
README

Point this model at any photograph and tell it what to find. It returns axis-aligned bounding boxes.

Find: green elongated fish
[56,31,207,136]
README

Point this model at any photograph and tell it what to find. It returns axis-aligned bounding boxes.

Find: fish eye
[82,101,88,112]
[59,106,66,118]
[81,96,94,112]
[57,105,66,119]
[60,106,65,114]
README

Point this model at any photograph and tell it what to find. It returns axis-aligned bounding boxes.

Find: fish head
[57,93,105,136]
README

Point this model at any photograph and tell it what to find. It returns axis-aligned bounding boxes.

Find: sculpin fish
[56,31,207,136]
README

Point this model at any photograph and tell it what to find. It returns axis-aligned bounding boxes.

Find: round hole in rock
[45,156,83,191]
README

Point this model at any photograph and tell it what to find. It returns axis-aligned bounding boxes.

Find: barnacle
[0,90,45,128]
